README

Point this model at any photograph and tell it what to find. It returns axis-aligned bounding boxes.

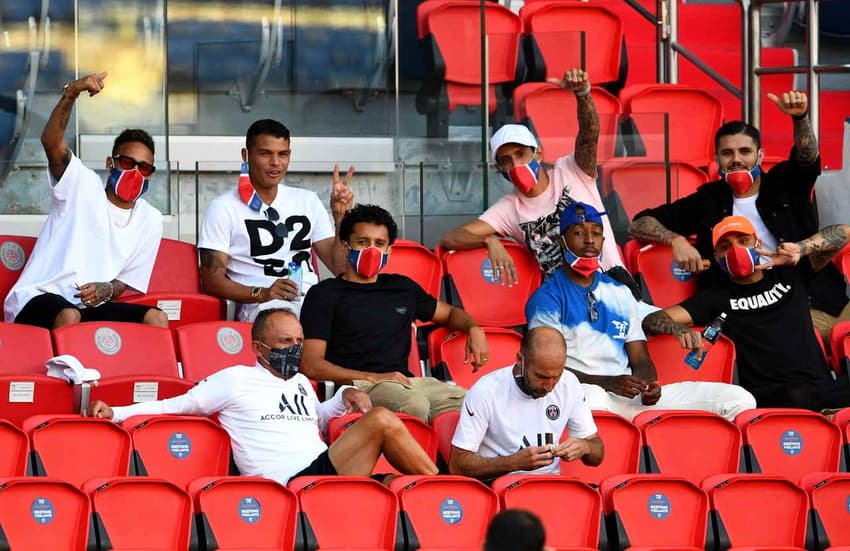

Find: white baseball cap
[489,124,538,162]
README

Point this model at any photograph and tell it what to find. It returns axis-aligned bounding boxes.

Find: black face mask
[259,342,303,379]
[514,360,533,396]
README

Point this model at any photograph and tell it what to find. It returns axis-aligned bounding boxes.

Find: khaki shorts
[354,377,466,422]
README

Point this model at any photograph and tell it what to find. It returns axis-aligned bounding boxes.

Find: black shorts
[15,293,157,330]
[292,450,338,479]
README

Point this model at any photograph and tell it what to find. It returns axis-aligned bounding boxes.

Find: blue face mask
[499,158,541,194]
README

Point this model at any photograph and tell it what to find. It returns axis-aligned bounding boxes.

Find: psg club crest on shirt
[546,404,560,420]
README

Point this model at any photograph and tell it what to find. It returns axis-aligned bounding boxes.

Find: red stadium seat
[416,1,522,137]
[290,475,399,550]
[0,235,36,303]
[0,323,53,375]
[601,160,709,221]
[736,408,842,480]
[702,473,808,550]
[828,320,850,376]
[84,477,194,550]
[647,333,736,385]
[0,477,90,550]
[800,472,850,550]
[176,321,255,382]
[514,83,621,164]
[832,407,850,468]
[600,474,709,550]
[24,415,132,488]
[122,415,231,489]
[633,410,742,484]
[519,3,624,90]
[432,409,459,465]
[439,240,542,328]
[0,419,28,476]
[384,238,443,299]
[117,292,224,330]
[819,90,850,171]
[633,243,699,308]
[391,474,498,550]
[622,239,642,276]
[561,411,641,486]
[326,412,438,474]
[409,324,423,377]
[492,474,604,550]
[621,84,724,167]
[431,326,521,388]
[0,375,75,428]
[188,476,299,551]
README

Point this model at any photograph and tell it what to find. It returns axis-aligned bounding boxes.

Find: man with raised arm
[629,90,848,337]
[4,71,166,329]
[198,119,355,320]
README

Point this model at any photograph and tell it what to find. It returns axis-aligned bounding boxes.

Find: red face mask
[107,167,149,202]
[347,246,388,278]
[720,165,762,196]
[500,159,541,194]
[718,244,760,278]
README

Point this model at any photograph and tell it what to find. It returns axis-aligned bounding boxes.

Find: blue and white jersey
[526,270,645,376]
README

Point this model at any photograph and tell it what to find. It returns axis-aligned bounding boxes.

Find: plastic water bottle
[684,312,727,369]
[288,261,302,301]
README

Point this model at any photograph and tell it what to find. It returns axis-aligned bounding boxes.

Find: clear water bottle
[684,312,727,369]
[288,261,302,301]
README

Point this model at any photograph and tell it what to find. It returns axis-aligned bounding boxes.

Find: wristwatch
[250,286,262,299]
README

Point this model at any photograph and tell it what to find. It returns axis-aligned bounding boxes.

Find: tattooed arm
[759,225,850,272]
[643,307,705,355]
[42,72,108,181]
[629,216,706,273]
[547,68,599,177]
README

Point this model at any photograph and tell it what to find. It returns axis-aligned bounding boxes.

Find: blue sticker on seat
[780,430,803,456]
[239,497,262,524]
[440,498,463,525]
[670,261,693,282]
[480,259,499,284]
[168,432,192,459]
[648,493,671,519]
[31,498,54,525]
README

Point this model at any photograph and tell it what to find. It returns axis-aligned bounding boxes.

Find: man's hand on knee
[342,388,372,413]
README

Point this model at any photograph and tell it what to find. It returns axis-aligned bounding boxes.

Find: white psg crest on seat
[216,327,243,355]
[94,327,122,355]
[0,241,25,271]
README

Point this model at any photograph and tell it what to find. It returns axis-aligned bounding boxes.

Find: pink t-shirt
[479,155,622,276]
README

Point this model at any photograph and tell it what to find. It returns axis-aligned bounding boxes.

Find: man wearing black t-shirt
[643,215,850,410]
[300,204,489,422]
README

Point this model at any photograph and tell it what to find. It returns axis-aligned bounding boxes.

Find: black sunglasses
[586,290,599,322]
[113,155,156,177]
[264,207,288,238]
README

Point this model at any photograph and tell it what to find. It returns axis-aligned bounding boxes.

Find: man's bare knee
[143,308,169,327]
[53,308,81,329]
[362,406,403,432]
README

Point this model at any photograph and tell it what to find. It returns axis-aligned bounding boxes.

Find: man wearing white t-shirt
[85,308,439,485]
[198,119,355,321]
[5,71,166,329]
[440,68,624,287]
[450,327,603,480]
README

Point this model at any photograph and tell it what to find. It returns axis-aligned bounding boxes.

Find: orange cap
[712,215,757,247]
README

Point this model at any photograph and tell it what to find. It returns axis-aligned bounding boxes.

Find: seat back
[828,319,850,375]
[623,84,724,167]
[117,292,224,330]
[290,476,398,550]
[384,239,443,299]
[188,476,298,550]
[432,410,460,465]
[391,475,498,550]
[440,241,542,327]
[436,327,522,388]
[52,322,178,377]
[0,375,75,428]
[146,238,202,294]
[123,415,231,489]
[647,333,736,385]
[736,408,842,480]
[176,321,255,382]
[601,474,709,549]
[834,407,850,468]
[800,472,850,549]
[84,477,194,550]
[523,3,624,86]
[634,410,742,484]
[519,83,621,164]
[702,473,808,549]
[602,160,709,221]
[0,477,90,550]
[0,419,28,476]
[492,474,602,549]
[0,235,36,303]
[561,411,641,485]
[634,243,700,308]
[0,323,53,375]
[24,415,132,488]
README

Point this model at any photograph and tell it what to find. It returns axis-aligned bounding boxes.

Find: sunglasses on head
[586,290,599,322]
[264,206,288,238]
[113,155,156,177]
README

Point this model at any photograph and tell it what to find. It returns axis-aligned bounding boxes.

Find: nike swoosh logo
[465,405,474,416]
